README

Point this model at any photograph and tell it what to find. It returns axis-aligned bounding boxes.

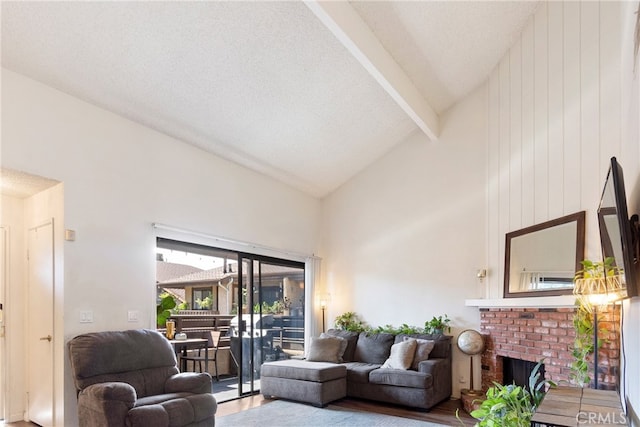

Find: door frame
[0,226,7,421]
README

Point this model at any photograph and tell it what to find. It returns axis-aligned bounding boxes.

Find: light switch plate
[80,310,93,323]
[127,310,139,322]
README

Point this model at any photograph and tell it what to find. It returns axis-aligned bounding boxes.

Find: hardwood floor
[0,422,36,426]
[217,394,477,426]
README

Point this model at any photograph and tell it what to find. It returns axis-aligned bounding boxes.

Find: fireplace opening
[503,357,545,391]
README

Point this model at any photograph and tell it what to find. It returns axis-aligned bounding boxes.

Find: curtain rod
[151,222,320,261]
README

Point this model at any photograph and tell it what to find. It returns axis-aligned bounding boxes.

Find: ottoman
[260,360,347,407]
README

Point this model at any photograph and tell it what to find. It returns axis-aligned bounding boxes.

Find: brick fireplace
[479,306,620,390]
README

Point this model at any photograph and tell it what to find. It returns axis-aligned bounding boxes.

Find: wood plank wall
[487,2,623,298]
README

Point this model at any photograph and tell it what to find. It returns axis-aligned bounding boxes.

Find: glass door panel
[235,257,305,396]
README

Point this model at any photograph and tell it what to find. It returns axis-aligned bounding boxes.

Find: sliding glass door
[156,237,305,401]
[235,255,305,395]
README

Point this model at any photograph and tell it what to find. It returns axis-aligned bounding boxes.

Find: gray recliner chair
[68,329,217,427]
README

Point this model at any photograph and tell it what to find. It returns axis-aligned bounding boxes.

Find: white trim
[465,295,576,308]
[0,226,8,422]
[152,222,318,263]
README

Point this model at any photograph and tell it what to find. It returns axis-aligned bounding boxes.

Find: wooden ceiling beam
[305,0,439,141]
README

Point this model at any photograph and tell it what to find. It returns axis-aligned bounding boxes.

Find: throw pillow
[404,337,436,370]
[324,329,359,362]
[306,336,343,363]
[320,333,347,362]
[354,332,395,364]
[381,339,418,370]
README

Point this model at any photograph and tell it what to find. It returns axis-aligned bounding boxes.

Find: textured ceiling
[1,1,539,198]
[351,1,540,113]
[0,168,60,199]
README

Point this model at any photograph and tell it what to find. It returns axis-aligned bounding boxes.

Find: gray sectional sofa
[261,329,452,410]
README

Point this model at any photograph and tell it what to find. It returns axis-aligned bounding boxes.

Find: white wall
[487,1,629,296]
[321,84,488,397]
[486,0,639,421]
[1,69,321,426]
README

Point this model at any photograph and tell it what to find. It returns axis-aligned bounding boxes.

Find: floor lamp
[573,274,624,389]
[319,294,330,333]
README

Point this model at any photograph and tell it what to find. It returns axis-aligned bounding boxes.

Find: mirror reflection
[504,211,585,298]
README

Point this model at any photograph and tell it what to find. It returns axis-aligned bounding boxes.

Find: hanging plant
[570,299,595,387]
[570,258,613,387]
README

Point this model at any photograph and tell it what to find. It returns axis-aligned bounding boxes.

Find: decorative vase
[166,320,175,339]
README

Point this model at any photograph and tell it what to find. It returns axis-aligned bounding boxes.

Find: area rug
[216,399,449,427]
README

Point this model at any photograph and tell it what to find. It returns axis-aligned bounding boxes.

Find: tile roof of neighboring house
[162,287,186,303]
[156,261,203,283]
[159,266,227,286]
[157,263,304,287]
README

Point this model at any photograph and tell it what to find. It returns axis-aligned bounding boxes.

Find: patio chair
[68,329,217,427]
[181,330,222,381]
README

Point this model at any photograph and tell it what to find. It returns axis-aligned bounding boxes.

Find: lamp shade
[573,274,626,306]
[319,293,331,308]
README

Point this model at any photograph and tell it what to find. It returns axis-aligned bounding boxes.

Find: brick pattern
[479,307,620,391]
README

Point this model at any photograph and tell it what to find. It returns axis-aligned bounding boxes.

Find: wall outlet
[458,375,466,383]
[127,310,139,322]
[80,310,93,323]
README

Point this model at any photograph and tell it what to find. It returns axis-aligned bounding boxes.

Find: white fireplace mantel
[465,295,577,308]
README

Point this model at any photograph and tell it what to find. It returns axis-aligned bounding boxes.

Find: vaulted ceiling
[1,1,539,198]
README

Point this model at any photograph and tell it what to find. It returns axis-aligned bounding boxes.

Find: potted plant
[156,293,176,328]
[334,311,365,332]
[424,314,451,334]
[467,359,555,426]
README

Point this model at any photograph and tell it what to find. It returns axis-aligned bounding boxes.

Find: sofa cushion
[307,336,343,363]
[324,329,359,362]
[396,334,451,359]
[403,337,436,370]
[343,362,381,384]
[369,369,433,389]
[320,333,348,362]
[381,339,417,370]
[354,332,395,364]
[261,360,346,382]
[129,393,217,427]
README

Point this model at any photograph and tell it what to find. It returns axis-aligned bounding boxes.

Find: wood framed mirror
[504,211,586,298]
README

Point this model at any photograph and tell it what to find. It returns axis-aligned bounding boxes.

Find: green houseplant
[570,258,617,387]
[156,293,176,327]
[570,299,596,387]
[424,314,451,334]
[468,359,555,427]
[334,312,366,332]
[373,323,422,335]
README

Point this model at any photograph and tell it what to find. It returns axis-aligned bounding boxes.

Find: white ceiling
[0,168,59,199]
[1,1,539,198]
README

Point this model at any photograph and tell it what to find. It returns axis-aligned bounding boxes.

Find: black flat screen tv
[597,157,639,299]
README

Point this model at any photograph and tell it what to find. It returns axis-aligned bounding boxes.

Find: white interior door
[27,221,54,427]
